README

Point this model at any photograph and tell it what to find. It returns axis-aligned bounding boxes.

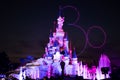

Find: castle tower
[55,16,65,38]
[71,49,78,76]
[63,32,69,51]
[64,50,69,65]
[47,53,53,78]
[72,49,78,64]
[69,40,72,59]
[49,29,53,43]
[47,53,52,60]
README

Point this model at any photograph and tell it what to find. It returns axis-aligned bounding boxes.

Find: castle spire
[57,6,64,29]
[64,49,68,57]
[69,40,72,58]
[64,32,69,41]
[59,6,62,17]
[49,29,53,38]
[57,16,64,29]
[69,40,72,51]
[72,48,77,58]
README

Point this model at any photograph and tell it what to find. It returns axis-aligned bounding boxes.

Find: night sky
[0,1,120,64]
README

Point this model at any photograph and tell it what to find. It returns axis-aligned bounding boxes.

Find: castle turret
[47,30,53,53]
[64,32,69,41]
[57,6,64,30]
[49,30,53,41]
[53,40,59,47]
[53,40,59,51]
[64,50,69,57]
[47,53,52,59]
[64,32,69,51]
[55,16,65,38]
[69,40,72,59]
[47,53,53,64]
[45,47,48,55]
[71,49,79,76]
[72,49,78,64]
[64,50,69,65]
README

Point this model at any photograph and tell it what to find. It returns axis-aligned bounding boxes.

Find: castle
[10,11,111,80]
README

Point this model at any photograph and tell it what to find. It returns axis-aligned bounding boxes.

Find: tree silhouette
[0,51,10,73]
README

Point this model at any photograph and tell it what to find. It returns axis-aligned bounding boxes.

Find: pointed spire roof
[48,53,52,57]
[49,29,53,38]
[64,32,69,41]
[72,48,77,58]
[53,40,59,47]
[64,49,68,57]
[57,6,64,22]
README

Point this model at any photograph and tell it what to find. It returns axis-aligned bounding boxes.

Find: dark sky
[0,0,120,63]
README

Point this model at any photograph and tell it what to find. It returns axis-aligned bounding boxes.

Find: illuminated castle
[10,10,111,80]
[43,15,80,77]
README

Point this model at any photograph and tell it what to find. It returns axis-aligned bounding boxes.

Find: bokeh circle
[87,26,107,48]
[68,24,87,55]
[62,5,80,24]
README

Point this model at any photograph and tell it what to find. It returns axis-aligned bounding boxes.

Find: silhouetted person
[60,60,65,79]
